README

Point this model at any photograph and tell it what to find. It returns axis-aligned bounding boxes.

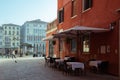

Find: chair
[67,57,76,62]
[44,57,49,67]
[88,59,97,73]
[49,57,54,67]
[98,61,109,74]
[62,61,72,75]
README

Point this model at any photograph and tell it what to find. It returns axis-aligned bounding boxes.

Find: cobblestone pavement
[0,57,119,80]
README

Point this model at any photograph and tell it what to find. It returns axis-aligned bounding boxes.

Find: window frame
[82,0,92,12]
[82,34,90,53]
[71,0,77,17]
[58,8,64,23]
[70,39,77,52]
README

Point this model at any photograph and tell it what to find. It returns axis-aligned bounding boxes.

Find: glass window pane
[71,39,77,52]
[83,35,90,53]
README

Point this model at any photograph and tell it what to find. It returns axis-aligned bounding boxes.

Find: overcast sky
[0,0,57,26]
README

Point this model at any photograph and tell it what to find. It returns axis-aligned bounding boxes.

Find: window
[34,24,37,27]
[58,8,64,23]
[27,24,29,27]
[71,39,77,52]
[82,34,90,53]
[27,28,29,33]
[5,31,7,35]
[5,26,7,29]
[83,0,92,11]
[17,37,19,40]
[27,36,29,41]
[17,43,19,46]
[13,31,15,35]
[17,27,19,30]
[13,43,15,46]
[17,31,19,35]
[71,0,77,17]
[0,42,2,45]
[9,31,11,35]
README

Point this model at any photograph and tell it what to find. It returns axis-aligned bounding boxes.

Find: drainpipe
[58,37,60,58]
[118,19,120,79]
[76,31,79,61]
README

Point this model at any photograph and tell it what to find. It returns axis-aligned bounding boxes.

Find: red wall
[57,0,120,75]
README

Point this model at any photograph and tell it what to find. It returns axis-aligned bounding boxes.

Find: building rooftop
[25,19,48,24]
[2,23,20,27]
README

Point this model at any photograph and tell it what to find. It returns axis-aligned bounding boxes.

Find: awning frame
[42,35,54,41]
[53,26,110,38]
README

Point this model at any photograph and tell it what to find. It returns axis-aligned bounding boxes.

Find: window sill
[59,22,63,25]
[82,8,91,13]
[71,15,77,19]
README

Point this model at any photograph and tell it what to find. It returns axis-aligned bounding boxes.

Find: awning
[53,26,110,38]
[42,36,54,41]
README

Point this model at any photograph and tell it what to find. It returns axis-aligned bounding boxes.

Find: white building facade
[0,26,5,54]
[21,19,47,56]
[2,24,20,51]
[0,27,4,48]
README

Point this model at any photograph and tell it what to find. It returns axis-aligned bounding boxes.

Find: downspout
[76,30,79,61]
[118,19,120,79]
[77,0,83,60]
[58,37,60,58]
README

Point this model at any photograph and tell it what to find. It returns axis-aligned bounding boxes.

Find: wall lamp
[116,8,120,14]
[109,22,116,30]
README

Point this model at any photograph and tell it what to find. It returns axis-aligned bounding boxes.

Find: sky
[0,0,57,26]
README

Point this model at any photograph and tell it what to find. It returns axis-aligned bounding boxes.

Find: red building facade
[45,0,120,76]
[56,0,120,76]
[45,19,59,58]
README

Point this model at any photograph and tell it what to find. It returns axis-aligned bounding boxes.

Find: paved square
[0,57,119,80]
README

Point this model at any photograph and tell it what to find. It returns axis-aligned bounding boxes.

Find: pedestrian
[11,50,17,63]
[5,49,10,58]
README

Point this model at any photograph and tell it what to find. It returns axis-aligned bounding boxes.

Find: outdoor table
[54,59,64,69]
[66,62,84,70]
[64,57,70,60]
[46,57,50,62]
[89,60,102,68]
[55,59,64,62]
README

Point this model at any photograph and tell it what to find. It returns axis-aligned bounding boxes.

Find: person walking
[11,50,17,63]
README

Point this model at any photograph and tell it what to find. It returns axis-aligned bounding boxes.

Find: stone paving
[0,57,119,80]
